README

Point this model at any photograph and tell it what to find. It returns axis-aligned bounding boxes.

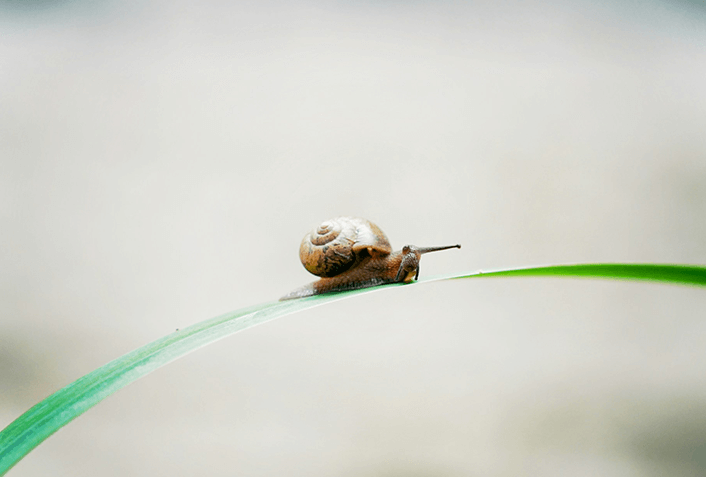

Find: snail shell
[299,216,392,277]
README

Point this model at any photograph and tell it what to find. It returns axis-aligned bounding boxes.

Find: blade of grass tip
[445,263,706,287]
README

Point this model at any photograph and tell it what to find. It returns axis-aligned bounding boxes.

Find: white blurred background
[1,0,705,475]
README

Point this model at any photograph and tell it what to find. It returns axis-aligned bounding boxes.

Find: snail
[280,217,460,300]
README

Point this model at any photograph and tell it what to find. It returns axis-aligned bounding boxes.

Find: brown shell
[299,217,392,277]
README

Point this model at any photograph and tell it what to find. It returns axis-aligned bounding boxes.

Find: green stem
[1,263,705,475]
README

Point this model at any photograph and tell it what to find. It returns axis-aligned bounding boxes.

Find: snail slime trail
[280,217,461,300]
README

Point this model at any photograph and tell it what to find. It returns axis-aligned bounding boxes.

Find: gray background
[1,1,706,475]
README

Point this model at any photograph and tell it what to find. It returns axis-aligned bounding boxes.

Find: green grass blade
[448,263,706,287]
[1,263,704,475]
[0,285,407,476]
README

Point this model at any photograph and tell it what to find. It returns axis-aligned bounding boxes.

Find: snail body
[281,217,460,300]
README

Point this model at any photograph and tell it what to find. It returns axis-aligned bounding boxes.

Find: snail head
[395,244,461,282]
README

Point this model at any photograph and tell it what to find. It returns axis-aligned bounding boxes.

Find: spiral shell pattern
[299,217,392,277]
